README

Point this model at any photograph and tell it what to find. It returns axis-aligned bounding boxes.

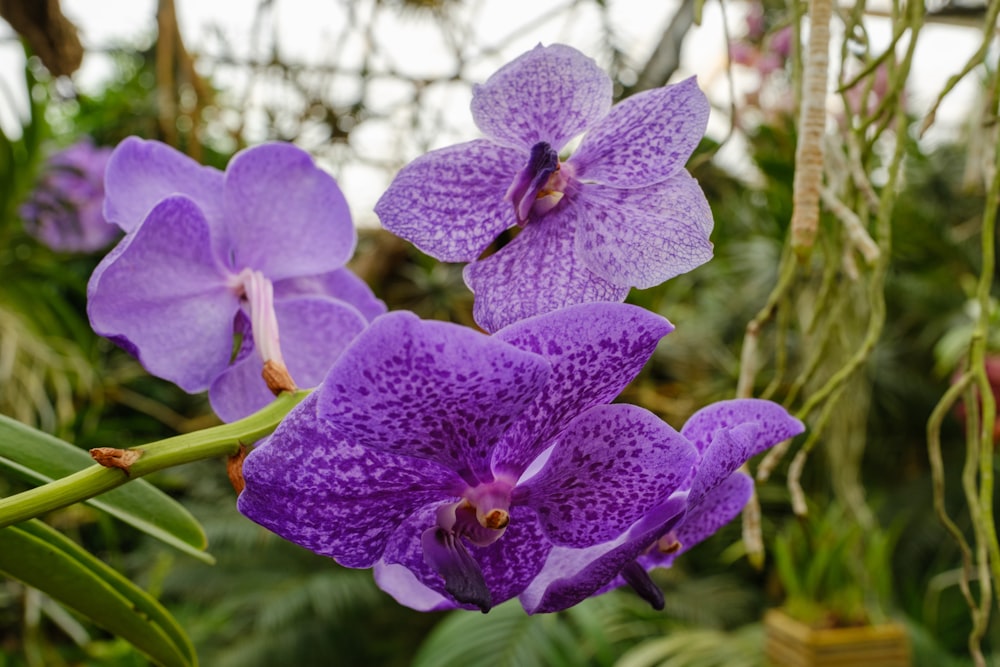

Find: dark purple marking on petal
[238,393,461,568]
[87,195,236,393]
[570,77,710,188]
[373,561,458,612]
[103,137,225,234]
[681,399,804,504]
[575,175,714,289]
[491,302,673,477]
[376,139,525,262]
[223,142,355,281]
[515,404,697,548]
[471,44,613,151]
[463,205,629,332]
[316,311,550,483]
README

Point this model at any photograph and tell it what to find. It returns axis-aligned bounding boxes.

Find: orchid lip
[506,141,574,224]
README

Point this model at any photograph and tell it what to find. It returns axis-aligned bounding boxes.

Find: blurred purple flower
[519,399,804,613]
[88,137,384,421]
[376,43,714,332]
[19,140,120,253]
[239,303,702,613]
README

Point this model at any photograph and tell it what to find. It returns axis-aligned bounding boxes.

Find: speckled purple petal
[375,140,524,262]
[575,174,714,289]
[380,504,551,610]
[103,137,224,234]
[239,393,461,568]
[274,268,386,322]
[471,44,612,151]
[570,77,709,188]
[224,143,355,280]
[518,495,688,614]
[516,405,697,548]
[87,195,236,393]
[315,311,551,483]
[209,296,368,422]
[491,303,673,476]
[639,472,753,570]
[681,399,804,504]
[463,206,629,332]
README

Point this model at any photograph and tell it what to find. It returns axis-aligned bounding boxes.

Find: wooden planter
[763,609,911,667]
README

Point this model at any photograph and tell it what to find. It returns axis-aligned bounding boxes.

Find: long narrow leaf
[0,414,212,563]
[0,519,197,667]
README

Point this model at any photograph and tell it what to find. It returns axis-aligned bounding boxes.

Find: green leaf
[0,414,212,563]
[0,519,197,667]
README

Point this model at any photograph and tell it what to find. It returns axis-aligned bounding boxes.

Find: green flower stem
[0,391,308,529]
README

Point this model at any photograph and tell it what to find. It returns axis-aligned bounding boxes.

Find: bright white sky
[0,0,985,222]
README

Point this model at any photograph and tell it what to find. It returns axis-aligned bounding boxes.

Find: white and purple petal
[463,207,629,332]
[238,394,461,568]
[470,44,613,152]
[375,139,524,262]
[516,404,697,548]
[209,296,368,422]
[223,143,355,281]
[316,311,551,483]
[87,195,236,393]
[103,137,225,234]
[491,303,673,476]
[575,174,714,289]
[570,77,709,188]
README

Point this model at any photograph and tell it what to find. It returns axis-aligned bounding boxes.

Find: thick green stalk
[0,391,308,528]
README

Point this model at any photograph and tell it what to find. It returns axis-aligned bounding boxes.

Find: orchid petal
[463,206,629,332]
[681,399,804,503]
[570,77,709,188]
[471,44,612,151]
[87,196,235,392]
[224,143,355,280]
[516,404,697,548]
[376,139,525,262]
[491,303,673,476]
[238,394,461,568]
[274,268,386,322]
[576,174,714,289]
[315,311,551,482]
[103,136,224,234]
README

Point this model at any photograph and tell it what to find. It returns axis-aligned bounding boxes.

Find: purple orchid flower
[19,140,120,253]
[518,399,804,613]
[375,43,714,332]
[238,303,702,612]
[87,137,385,422]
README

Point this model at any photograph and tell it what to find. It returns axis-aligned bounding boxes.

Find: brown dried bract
[227,443,249,494]
[90,447,143,475]
[262,360,297,396]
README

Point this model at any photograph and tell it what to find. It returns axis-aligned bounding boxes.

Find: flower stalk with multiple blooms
[2,42,802,619]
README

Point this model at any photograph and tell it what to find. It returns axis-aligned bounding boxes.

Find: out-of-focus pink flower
[768,26,793,60]
[845,62,893,118]
[744,2,766,41]
[729,41,759,67]
[20,140,119,252]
